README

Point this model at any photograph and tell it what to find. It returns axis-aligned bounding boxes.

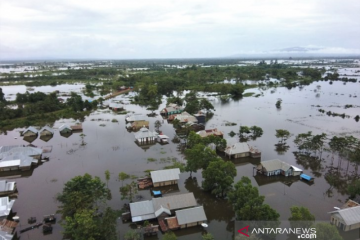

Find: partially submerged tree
[275,129,291,145]
[185,144,219,175]
[288,206,315,229]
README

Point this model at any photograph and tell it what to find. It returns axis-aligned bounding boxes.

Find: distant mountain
[276,46,323,52]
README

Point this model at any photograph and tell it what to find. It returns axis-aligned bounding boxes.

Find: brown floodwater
[1,79,360,240]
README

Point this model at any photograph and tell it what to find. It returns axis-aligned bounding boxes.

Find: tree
[154,120,162,133]
[250,126,263,138]
[162,231,177,240]
[348,179,360,197]
[124,229,141,240]
[118,172,130,186]
[199,98,215,112]
[202,159,237,198]
[63,209,100,240]
[105,170,110,188]
[185,144,219,175]
[0,88,5,102]
[228,177,279,221]
[120,181,138,202]
[57,173,108,219]
[275,99,282,109]
[288,206,315,229]
[313,223,343,240]
[202,233,214,240]
[275,129,291,145]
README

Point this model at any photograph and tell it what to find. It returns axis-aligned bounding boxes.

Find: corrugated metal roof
[5,147,42,156]
[176,206,207,225]
[129,200,154,217]
[39,126,54,135]
[134,128,158,140]
[225,142,250,155]
[0,145,25,154]
[23,126,38,134]
[152,193,197,211]
[260,159,291,172]
[126,114,146,122]
[0,181,15,192]
[291,166,303,172]
[59,124,72,132]
[151,168,180,184]
[329,206,360,225]
[154,206,171,217]
[175,112,198,123]
[0,197,15,218]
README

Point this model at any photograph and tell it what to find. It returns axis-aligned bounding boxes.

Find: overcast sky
[0,0,359,60]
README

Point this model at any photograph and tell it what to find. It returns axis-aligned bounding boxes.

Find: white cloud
[0,0,359,59]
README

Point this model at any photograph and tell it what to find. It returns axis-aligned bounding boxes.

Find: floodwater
[0,79,360,239]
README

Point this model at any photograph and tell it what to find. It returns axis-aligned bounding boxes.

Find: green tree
[120,181,138,202]
[313,223,343,240]
[63,209,99,240]
[154,120,162,133]
[348,179,360,197]
[0,88,5,102]
[185,144,219,175]
[275,129,291,145]
[202,159,237,198]
[119,172,130,186]
[250,126,263,138]
[57,173,108,219]
[288,206,315,228]
[124,229,141,240]
[162,231,177,240]
[202,233,214,240]
[105,170,110,188]
[275,99,282,109]
[228,177,279,221]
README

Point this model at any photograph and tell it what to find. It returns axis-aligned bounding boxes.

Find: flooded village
[0,59,360,240]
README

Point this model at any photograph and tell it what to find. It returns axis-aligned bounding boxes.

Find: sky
[0,0,360,60]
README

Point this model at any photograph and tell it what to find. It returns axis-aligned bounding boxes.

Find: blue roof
[300,174,313,181]
[152,190,162,196]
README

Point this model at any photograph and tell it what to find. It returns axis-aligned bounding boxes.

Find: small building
[137,177,153,189]
[175,206,207,229]
[157,135,169,144]
[150,168,180,187]
[3,147,43,160]
[0,181,16,197]
[224,142,250,159]
[70,121,83,131]
[160,104,184,116]
[129,200,155,222]
[59,124,72,134]
[39,126,54,136]
[126,114,146,123]
[300,173,314,182]
[109,102,124,111]
[22,126,38,137]
[0,219,17,240]
[329,206,360,231]
[131,121,149,131]
[174,112,198,124]
[134,127,158,144]
[197,128,223,138]
[0,197,15,219]
[152,193,197,212]
[194,113,206,124]
[257,159,303,177]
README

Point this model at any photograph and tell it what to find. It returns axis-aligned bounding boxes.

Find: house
[134,127,158,144]
[59,124,72,134]
[70,121,83,131]
[0,181,16,196]
[257,159,303,177]
[0,219,18,240]
[0,146,25,154]
[160,104,184,116]
[150,168,180,187]
[175,206,207,229]
[3,147,42,160]
[0,197,15,219]
[174,112,198,124]
[22,126,38,137]
[194,113,206,124]
[131,121,149,131]
[224,142,250,159]
[329,206,360,231]
[39,126,54,136]
[0,147,43,171]
[129,193,197,222]
[157,135,169,144]
[197,128,223,138]
[126,114,146,123]
[109,102,124,111]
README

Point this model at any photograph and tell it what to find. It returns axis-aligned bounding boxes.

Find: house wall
[60,129,72,134]
[153,180,178,187]
[0,166,19,171]
[137,137,156,143]
[331,215,360,231]
[179,221,203,229]
[234,152,250,158]
[40,130,52,136]
[293,171,302,176]
[24,131,36,137]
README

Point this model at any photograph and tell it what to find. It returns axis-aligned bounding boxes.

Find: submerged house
[130,121,150,131]
[0,219,18,240]
[0,181,16,197]
[22,127,38,137]
[59,124,72,134]
[257,159,303,177]
[109,102,124,111]
[0,197,15,219]
[39,126,54,136]
[174,112,198,124]
[150,168,180,187]
[329,206,360,231]
[175,206,207,229]
[126,114,146,123]
[134,127,158,144]
[129,193,197,222]
[160,104,184,116]
[197,128,223,138]
[224,142,261,159]
[0,147,43,171]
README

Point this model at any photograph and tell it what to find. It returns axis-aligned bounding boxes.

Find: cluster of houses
[0,145,43,172]
[21,123,82,142]
[126,168,207,235]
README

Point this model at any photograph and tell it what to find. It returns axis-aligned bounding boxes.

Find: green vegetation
[202,233,215,240]
[275,99,282,109]
[202,159,237,198]
[56,174,116,240]
[228,176,280,221]
[187,131,226,150]
[313,223,343,240]
[124,229,141,240]
[243,92,255,97]
[239,125,264,141]
[275,129,291,145]
[288,206,315,228]
[185,144,220,175]
[162,231,177,240]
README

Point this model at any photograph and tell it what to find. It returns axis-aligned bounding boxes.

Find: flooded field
[0,77,360,239]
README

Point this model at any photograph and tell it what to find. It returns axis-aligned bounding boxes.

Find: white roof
[39,126,54,134]
[225,142,250,155]
[150,168,180,184]
[158,135,169,139]
[0,197,15,217]
[0,181,15,193]
[0,160,20,168]
[329,206,360,225]
[59,124,72,131]
[23,126,38,134]
[109,102,123,109]
[154,206,171,217]
[126,115,146,122]
[176,206,207,225]
[1,147,42,157]
[260,159,292,172]
[291,165,303,172]
[134,128,158,140]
